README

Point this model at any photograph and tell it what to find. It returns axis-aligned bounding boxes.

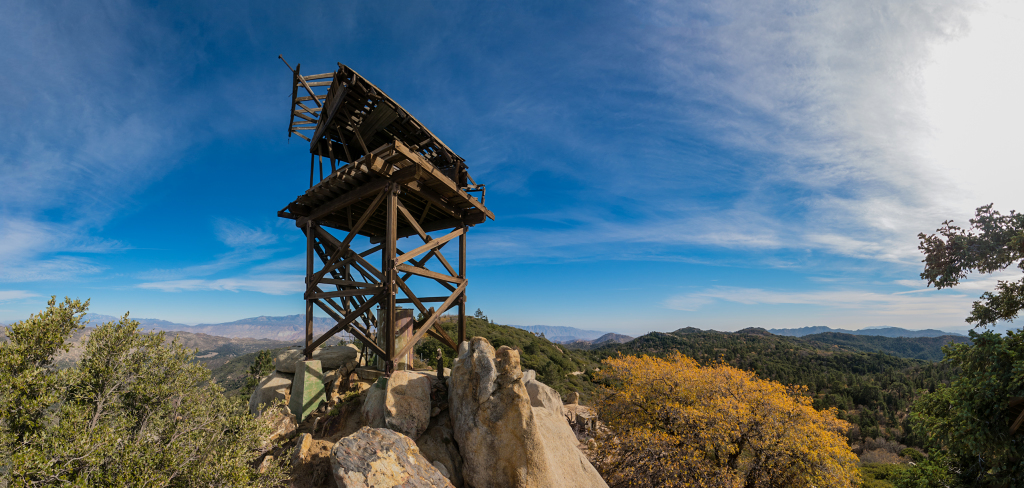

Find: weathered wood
[396,200,429,241]
[307,287,384,300]
[392,140,494,220]
[307,291,384,354]
[459,226,466,345]
[383,184,398,370]
[304,179,389,224]
[394,281,467,361]
[318,278,377,287]
[310,296,386,358]
[282,63,493,362]
[396,296,452,303]
[305,221,315,358]
[396,227,464,265]
[396,264,465,284]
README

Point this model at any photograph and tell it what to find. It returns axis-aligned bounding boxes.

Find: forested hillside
[585,327,956,446]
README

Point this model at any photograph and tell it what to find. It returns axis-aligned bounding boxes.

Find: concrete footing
[289,359,327,423]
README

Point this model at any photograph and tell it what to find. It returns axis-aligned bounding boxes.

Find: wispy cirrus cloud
[664,286,973,318]
[137,220,285,282]
[0,290,39,302]
[137,275,302,295]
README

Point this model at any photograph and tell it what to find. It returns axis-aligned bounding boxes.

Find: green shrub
[0,296,286,487]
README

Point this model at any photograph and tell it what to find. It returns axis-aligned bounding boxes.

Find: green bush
[0,296,285,487]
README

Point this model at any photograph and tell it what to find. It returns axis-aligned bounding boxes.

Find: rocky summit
[250,336,607,487]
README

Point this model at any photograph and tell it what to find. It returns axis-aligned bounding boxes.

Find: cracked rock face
[384,370,432,440]
[330,426,454,488]
[448,337,608,488]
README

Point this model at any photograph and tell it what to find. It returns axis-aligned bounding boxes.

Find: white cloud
[214,219,279,249]
[137,275,303,295]
[0,218,122,282]
[665,285,973,318]
[0,290,39,302]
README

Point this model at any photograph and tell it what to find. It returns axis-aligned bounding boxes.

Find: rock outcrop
[259,406,297,446]
[565,391,580,405]
[416,412,465,487]
[564,403,599,437]
[275,344,360,374]
[361,378,387,428]
[330,426,455,488]
[248,370,294,416]
[523,369,564,418]
[449,337,607,488]
[384,370,432,440]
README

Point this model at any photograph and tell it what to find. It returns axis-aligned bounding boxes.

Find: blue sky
[2,0,1023,335]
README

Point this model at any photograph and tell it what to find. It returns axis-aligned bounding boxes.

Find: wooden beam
[394,281,468,361]
[396,200,428,241]
[459,226,466,345]
[339,189,387,249]
[305,221,315,358]
[392,140,494,220]
[396,264,465,284]
[303,178,389,225]
[311,297,386,358]
[394,275,428,317]
[306,292,385,355]
[425,326,458,350]
[396,296,453,303]
[396,227,464,265]
[318,278,377,287]
[306,287,384,300]
[383,184,398,368]
[298,75,323,108]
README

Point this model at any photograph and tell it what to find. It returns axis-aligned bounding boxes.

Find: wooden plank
[429,318,458,350]
[384,184,398,366]
[305,221,315,357]
[424,327,458,350]
[318,278,377,287]
[396,264,465,284]
[392,140,494,220]
[394,281,467,360]
[307,292,385,355]
[311,297,386,358]
[311,80,350,149]
[303,178,389,225]
[339,189,387,249]
[307,287,384,300]
[396,296,453,303]
[400,182,461,218]
[396,227,464,265]
[394,275,428,316]
[300,72,335,80]
[459,226,466,345]
[298,75,323,108]
[396,200,428,241]
[351,247,384,281]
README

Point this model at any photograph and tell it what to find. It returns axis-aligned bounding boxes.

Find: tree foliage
[918,204,1024,327]
[593,352,860,488]
[589,328,955,446]
[911,329,1024,486]
[0,296,284,487]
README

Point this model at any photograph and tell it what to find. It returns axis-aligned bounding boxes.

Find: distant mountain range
[767,326,964,338]
[83,313,349,342]
[508,325,611,343]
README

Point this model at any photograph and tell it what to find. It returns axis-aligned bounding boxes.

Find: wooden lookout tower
[277,59,494,373]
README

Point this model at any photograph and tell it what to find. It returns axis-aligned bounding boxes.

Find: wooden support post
[383,183,398,372]
[305,221,315,359]
[458,225,466,345]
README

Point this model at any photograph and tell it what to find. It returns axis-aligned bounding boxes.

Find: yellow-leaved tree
[594,352,860,488]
